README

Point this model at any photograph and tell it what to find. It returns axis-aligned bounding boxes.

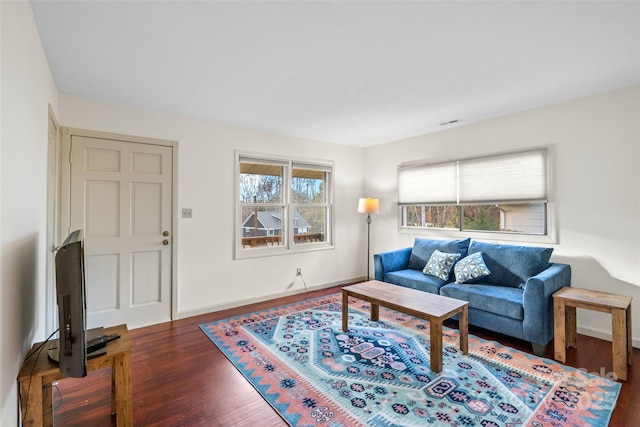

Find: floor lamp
[358,197,379,281]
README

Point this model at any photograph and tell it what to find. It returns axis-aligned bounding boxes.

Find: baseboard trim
[577,325,639,350]
[176,276,364,320]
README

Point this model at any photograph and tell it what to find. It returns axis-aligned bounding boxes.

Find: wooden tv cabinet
[17,324,132,426]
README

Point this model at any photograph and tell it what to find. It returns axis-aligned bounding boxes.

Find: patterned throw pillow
[422,250,461,281]
[454,252,491,284]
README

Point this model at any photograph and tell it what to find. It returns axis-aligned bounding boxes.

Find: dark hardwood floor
[47,285,639,426]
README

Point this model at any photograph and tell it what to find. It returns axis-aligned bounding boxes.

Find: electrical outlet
[296,268,302,276]
[182,208,193,219]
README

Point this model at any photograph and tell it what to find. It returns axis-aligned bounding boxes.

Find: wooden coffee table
[342,280,468,373]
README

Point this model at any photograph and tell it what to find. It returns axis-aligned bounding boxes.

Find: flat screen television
[47,230,89,378]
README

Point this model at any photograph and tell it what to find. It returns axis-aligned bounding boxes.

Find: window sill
[235,242,335,260]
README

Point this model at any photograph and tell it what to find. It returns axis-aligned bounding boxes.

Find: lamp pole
[358,197,379,282]
[366,213,372,281]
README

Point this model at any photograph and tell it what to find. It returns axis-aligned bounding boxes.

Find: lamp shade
[358,197,379,214]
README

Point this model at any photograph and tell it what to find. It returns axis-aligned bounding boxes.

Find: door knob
[163,239,169,246]
[163,231,170,237]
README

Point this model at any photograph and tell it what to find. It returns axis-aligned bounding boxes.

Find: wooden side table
[553,287,633,380]
[18,324,133,426]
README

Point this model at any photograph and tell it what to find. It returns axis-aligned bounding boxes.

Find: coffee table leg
[342,290,349,332]
[430,321,443,373]
[371,303,379,321]
[460,306,468,354]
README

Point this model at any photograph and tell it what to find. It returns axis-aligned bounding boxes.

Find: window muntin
[236,153,333,257]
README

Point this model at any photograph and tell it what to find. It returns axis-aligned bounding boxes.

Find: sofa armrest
[374,247,412,281]
[522,263,572,345]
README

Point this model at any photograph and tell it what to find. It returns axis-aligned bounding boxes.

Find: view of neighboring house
[242,210,311,237]
[500,204,546,234]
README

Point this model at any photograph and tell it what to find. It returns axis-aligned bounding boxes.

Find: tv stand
[18,324,132,427]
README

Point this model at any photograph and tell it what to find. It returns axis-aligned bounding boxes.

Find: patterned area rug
[200,293,620,426]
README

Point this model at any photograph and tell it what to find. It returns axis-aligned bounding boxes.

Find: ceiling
[30,1,640,147]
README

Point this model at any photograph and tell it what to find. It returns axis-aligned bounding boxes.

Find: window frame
[235,151,335,259]
[397,147,557,244]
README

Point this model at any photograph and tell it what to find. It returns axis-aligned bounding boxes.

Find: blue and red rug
[200,293,620,426]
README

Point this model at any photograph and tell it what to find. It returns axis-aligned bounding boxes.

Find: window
[236,152,333,258]
[399,149,550,237]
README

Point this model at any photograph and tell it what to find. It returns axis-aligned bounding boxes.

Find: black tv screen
[51,230,87,378]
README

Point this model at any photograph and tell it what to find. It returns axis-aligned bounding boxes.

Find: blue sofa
[374,238,571,355]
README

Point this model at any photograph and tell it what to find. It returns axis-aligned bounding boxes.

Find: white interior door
[69,135,173,329]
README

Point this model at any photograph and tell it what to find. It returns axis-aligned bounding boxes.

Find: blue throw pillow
[454,252,491,284]
[467,241,553,288]
[423,250,461,281]
[407,238,470,271]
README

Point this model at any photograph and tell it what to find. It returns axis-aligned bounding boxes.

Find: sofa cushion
[468,241,553,289]
[384,270,448,294]
[440,283,524,320]
[423,250,461,281]
[407,238,471,272]
[454,252,491,284]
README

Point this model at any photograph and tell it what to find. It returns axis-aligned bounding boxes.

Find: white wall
[0,1,59,425]
[58,95,366,318]
[365,86,640,346]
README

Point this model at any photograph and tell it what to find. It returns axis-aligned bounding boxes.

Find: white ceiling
[30,1,640,147]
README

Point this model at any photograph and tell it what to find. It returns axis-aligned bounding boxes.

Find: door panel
[86,180,120,237]
[85,253,120,311]
[70,135,172,329]
[132,251,161,305]
[132,182,162,235]
[85,147,121,171]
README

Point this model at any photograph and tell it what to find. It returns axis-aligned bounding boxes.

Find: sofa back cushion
[407,238,470,272]
[468,241,553,288]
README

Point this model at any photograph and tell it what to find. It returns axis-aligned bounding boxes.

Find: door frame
[45,106,60,336]
[49,127,179,332]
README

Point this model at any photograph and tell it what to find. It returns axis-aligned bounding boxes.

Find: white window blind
[458,150,547,204]
[398,149,547,205]
[398,162,457,204]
